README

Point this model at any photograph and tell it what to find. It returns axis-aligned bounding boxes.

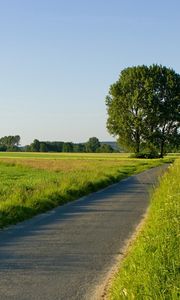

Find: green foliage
[0,145,7,152]
[131,151,159,159]
[42,141,64,152]
[39,142,48,152]
[85,137,114,153]
[132,144,160,158]
[73,143,86,152]
[0,135,21,151]
[30,139,41,152]
[24,138,113,153]
[96,143,114,153]
[0,154,170,228]
[109,159,180,300]
[106,64,180,157]
[85,137,101,152]
[62,142,73,152]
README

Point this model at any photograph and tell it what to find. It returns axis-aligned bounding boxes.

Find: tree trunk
[160,126,166,158]
[135,131,140,153]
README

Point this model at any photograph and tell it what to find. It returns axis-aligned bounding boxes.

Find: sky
[0,0,180,145]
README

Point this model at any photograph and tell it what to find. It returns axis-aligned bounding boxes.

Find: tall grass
[108,159,180,300]
[0,154,171,228]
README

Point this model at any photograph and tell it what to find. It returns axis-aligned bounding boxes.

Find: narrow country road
[0,164,169,300]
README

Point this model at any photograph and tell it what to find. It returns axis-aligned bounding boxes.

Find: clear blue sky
[0,0,180,145]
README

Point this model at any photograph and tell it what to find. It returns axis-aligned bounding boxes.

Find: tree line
[0,135,20,151]
[0,136,116,153]
[1,65,179,157]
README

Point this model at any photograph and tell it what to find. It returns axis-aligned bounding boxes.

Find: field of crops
[0,152,171,228]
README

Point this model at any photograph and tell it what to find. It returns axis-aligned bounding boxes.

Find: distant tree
[30,139,40,152]
[7,146,20,152]
[73,143,86,152]
[0,145,7,152]
[0,135,21,151]
[14,135,20,146]
[97,144,114,153]
[62,142,73,152]
[43,141,64,152]
[23,145,32,152]
[40,142,48,152]
[86,137,101,152]
[106,65,180,157]
[52,142,64,152]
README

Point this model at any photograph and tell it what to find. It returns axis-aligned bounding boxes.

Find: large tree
[106,65,180,157]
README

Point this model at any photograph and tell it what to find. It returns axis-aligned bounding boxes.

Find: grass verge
[0,155,172,228]
[108,159,180,300]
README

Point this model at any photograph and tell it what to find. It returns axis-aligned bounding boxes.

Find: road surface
[0,164,169,300]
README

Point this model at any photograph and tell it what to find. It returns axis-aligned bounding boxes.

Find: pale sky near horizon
[0,0,180,145]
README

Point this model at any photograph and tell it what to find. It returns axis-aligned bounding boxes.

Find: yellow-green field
[0,152,130,159]
[0,152,172,228]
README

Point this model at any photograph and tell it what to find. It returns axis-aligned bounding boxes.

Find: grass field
[108,159,180,300]
[0,152,172,228]
[0,152,130,159]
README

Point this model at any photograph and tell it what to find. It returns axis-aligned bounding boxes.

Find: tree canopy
[106,64,180,157]
[85,137,101,152]
[0,135,20,151]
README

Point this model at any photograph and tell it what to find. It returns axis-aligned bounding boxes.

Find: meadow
[0,152,172,228]
[108,158,180,300]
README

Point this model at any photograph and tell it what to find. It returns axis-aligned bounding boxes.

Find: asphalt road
[0,164,169,300]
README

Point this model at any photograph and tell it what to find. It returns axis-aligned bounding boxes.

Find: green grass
[0,152,130,160]
[0,152,178,159]
[0,153,172,228]
[108,159,180,300]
